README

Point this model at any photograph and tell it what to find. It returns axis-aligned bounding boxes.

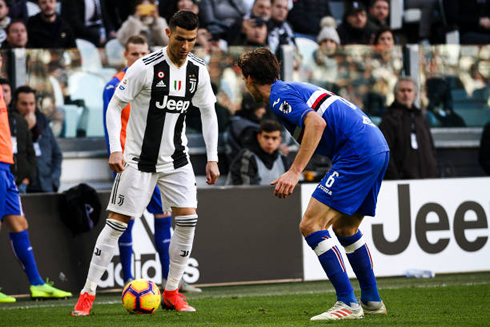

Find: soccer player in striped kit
[238,48,389,321]
[73,10,219,316]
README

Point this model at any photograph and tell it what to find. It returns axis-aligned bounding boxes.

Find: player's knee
[299,219,318,237]
[332,224,357,237]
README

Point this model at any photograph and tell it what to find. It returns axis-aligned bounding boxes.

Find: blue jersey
[270,81,389,161]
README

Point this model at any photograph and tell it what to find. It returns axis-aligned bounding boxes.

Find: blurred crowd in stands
[1,0,490,191]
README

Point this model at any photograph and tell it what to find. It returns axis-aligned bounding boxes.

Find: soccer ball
[122,279,161,314]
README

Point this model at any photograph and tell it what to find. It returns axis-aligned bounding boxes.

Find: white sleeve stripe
[343,236,366,254]
[314,237,336,256]
[316,95,341,116]
[307,90,325,107]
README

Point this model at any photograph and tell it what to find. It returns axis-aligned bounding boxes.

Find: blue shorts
[147,185,165,215]
[312,151,389,217]
[0,163,23,220]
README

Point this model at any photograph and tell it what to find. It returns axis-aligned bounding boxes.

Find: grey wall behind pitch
[0,187,303,295]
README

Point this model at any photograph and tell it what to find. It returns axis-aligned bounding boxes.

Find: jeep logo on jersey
[156,95,190,112]
[279,101,292,114]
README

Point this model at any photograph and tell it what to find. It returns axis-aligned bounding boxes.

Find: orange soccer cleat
[162,289,196,312]
[71,292,95,316]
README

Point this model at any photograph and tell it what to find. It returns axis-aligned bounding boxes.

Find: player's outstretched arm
[272,111,326,199]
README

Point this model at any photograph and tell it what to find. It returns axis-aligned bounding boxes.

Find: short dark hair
[125,34,148,51]
[260,119,282,133]
[0,78,11,88]
[374,26,395,45]
[169,10,199,31]
[237,48,280,85]
[6,19,26,35]
[13,85,36,105]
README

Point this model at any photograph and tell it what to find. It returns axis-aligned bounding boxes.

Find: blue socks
[154,216,172,280]
[336,230,381,303]
[9,230,44,286]
[305,230,356,305]
[118,218,134,282]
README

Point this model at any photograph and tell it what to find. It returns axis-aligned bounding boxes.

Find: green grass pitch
[1,272,489,326]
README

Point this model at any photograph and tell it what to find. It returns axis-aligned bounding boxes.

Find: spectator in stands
[0,0,10,47]
[337,1,374,45]
[226,119,289,185]
[163,0,200,21]
[226,93,266,164]
[405,0,436,44]
[0,58,71,304]
[2,20,28,49]
[61,0,115,47]
[446,0,490,45]
[267,0,295,55]
[287,0,332,39]
[13,86,62,192]
[479,121,490,175]
[1,78,36,194]
[232,16,268,46]
[198,0,247,43]
[27,0,76,49]
[116,0,169,47]
[242,0,270,39]
[379,77,438,179]
[7,0,27,23]
[373,26,395,47]
[308,16,340,88]
[367,0,389,33]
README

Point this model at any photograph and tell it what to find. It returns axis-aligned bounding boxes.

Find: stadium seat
[295,37,318,68]
[75,39,117,81]
[62,104,80,138]
[328,1,344,26]
[26,2,40,17]
[105,39,125,67]
[68,71,106,137]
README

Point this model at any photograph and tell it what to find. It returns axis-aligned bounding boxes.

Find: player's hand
[205,161,220,185]
[109,151,125,173]
[271,170,301,199]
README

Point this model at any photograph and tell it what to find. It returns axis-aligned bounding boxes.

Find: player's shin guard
[154,215,172,280]
[9,230,44,286]
[305,230,357,305]
[82,218,127,295]
[118,219,135,283]
[166,215,197,291]
[336,230,380,303]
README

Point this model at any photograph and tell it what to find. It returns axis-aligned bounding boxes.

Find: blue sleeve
[103,78,118,155]
[271,89,314,129]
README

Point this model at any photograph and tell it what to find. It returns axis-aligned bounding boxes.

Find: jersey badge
[157,71,165,79]
[156,80,166,88]
[189,78,197,93]
[119,85,125,90]
[279,100,291,114]
[273,98,280,107]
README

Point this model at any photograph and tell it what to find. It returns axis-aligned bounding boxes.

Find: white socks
[81,218,127,295]
[165,215,197,291]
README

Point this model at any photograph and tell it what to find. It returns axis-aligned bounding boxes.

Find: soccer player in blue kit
[238,48,389,321]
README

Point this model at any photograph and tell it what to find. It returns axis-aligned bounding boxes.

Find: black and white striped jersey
[112,47,216,173]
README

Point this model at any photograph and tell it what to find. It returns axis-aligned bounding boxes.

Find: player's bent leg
[333,218,386,314]
[72,213,129,316]
[300,198,360,319]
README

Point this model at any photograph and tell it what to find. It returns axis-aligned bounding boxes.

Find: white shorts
[107,164,197,217]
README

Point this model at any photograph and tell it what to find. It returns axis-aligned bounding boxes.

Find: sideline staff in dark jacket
[13,86,62,192]
[1,78,37,192]
[379,77,438,179]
